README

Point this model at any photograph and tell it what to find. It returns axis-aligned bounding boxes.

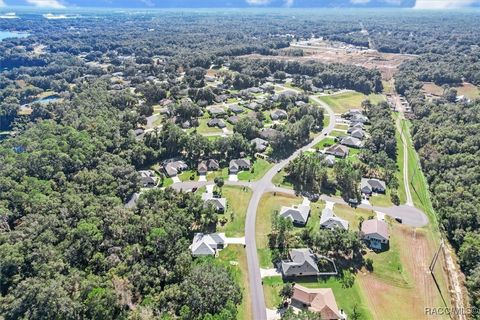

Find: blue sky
[0,0,479,9]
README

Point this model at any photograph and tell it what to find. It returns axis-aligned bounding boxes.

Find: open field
[217,185,252,237]
[318,91,385,114]
[218,245,252,320]
[334,203,450,319]
[242,39,416,80]
[369,191,393,207]
[256,192,301,268]
[422,82,479,99]
[238,159,273,181]
[271,169,294,189]
[314,136,335,150]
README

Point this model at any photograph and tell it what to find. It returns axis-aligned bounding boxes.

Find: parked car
[395,216,403,223]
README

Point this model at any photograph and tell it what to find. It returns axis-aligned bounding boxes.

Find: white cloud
[0,0,5,7]
[284,0,294,6]
[246,0,272,5]
[26,0,66,8]
[414,0,479,8]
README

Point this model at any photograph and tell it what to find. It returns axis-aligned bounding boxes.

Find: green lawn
[330,130,346,137]
[318,91,385,114]
[256,192,302,268]
[314,137,336,150]
[218,246,252,320]
[369,191,393,207]
[304,201,325,232]
[217,186,252,237]
[238,159,273,181]
[195,118,224,135]
[207,167,229,181]
[334,123,349,130]
[179,170,197,182]
[333,204,375,231]
[263,275,373,320]
[271,169,294,189]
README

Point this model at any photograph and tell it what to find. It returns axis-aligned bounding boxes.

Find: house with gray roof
[191,233,227,256]
[138,170,158,187]
[229,158,251,174]
[259,128,279,141]
[228,104,244,114]
[279,205,310,226]
[197,159,220,175]
[227,115,240,125]
[350,129,365,139]
[325,144,349,158]
[163,160,188,177]
[347,123,364,133]
[280,248,319,277]
[250,137,269,152]
[270,109,288,121]
[207,118,226,128]
[340,136,363,148]
[320,208,349,231]
[201,193,227,213]
[207,106,226,117]
[361,178,386,195]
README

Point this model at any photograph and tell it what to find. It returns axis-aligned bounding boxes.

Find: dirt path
[395,114,414,206]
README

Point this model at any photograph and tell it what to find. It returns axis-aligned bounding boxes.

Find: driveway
[260,268,282,278]
[228,174,238,182]
[225,237,245,245]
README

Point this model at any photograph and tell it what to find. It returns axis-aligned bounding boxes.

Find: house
[291,285,345,320]
[325,144,349,158]
[201,193,227,213]
[350,113,369,124]
[229,158,251,174]
[350,129,365,139]
[245,102,259,111]
[361,219,389,249]
[280,248,319,277]
[191,233,226,256]
[250,137,269,152]
[227,115,240,125]
[270,109,288,121]
[207,106,226,117]
[325,154,336,166]
[207,118,226,128]
[340,136,363,148]
[320,208,349,231]
[361,178,387,195]
[197,159,220,175]
[163,160,188,177]
[138,170,158,187]
[214,94,228,103]
[347,123,363,132]
[279,205,311,226]
[259,128,279,141]
[228,104,244,114]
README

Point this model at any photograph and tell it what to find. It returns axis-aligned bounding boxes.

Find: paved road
[268,186,428,228]
[244,95,337,320]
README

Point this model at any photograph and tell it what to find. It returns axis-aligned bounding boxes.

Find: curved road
[169,95,429,319]
[245,96,336,320]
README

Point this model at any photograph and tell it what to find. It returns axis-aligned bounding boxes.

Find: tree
[280,283,294,301]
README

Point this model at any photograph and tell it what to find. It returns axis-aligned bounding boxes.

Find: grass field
[218,246,252,320]
[256,192,302,268]
[330,130,346,137]
[314,137,336,150]
[334,123,349,130]
[393,113,407,204]
[263,275,373,319]
[207,167,229,181]
[271,169,294,189]
[318,91,386,114]
[422,82,479,99]
[369,192,393,207]
[179,170,198,182]
[217,186,252,237]
[238,159,273,181]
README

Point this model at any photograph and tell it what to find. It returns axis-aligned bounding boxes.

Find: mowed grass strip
[217,185,252,237]
[256,192,301,268]
[218,246,252,320]
[238,159,273,181]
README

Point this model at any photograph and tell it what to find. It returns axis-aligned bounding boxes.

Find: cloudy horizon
[0,0,479,9]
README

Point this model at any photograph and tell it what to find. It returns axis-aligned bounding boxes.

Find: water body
[0,31,30,41]
[32,95,61,104]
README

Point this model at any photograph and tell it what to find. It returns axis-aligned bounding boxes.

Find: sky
[0,0,479,9]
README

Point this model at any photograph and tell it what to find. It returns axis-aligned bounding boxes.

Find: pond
[0,31,30,41]
[32,95,61,104]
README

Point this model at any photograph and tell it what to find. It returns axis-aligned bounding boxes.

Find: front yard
[237,158,273,181]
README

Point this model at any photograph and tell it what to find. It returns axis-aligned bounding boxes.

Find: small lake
[0,31,30,41]
[32,95,61,104]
